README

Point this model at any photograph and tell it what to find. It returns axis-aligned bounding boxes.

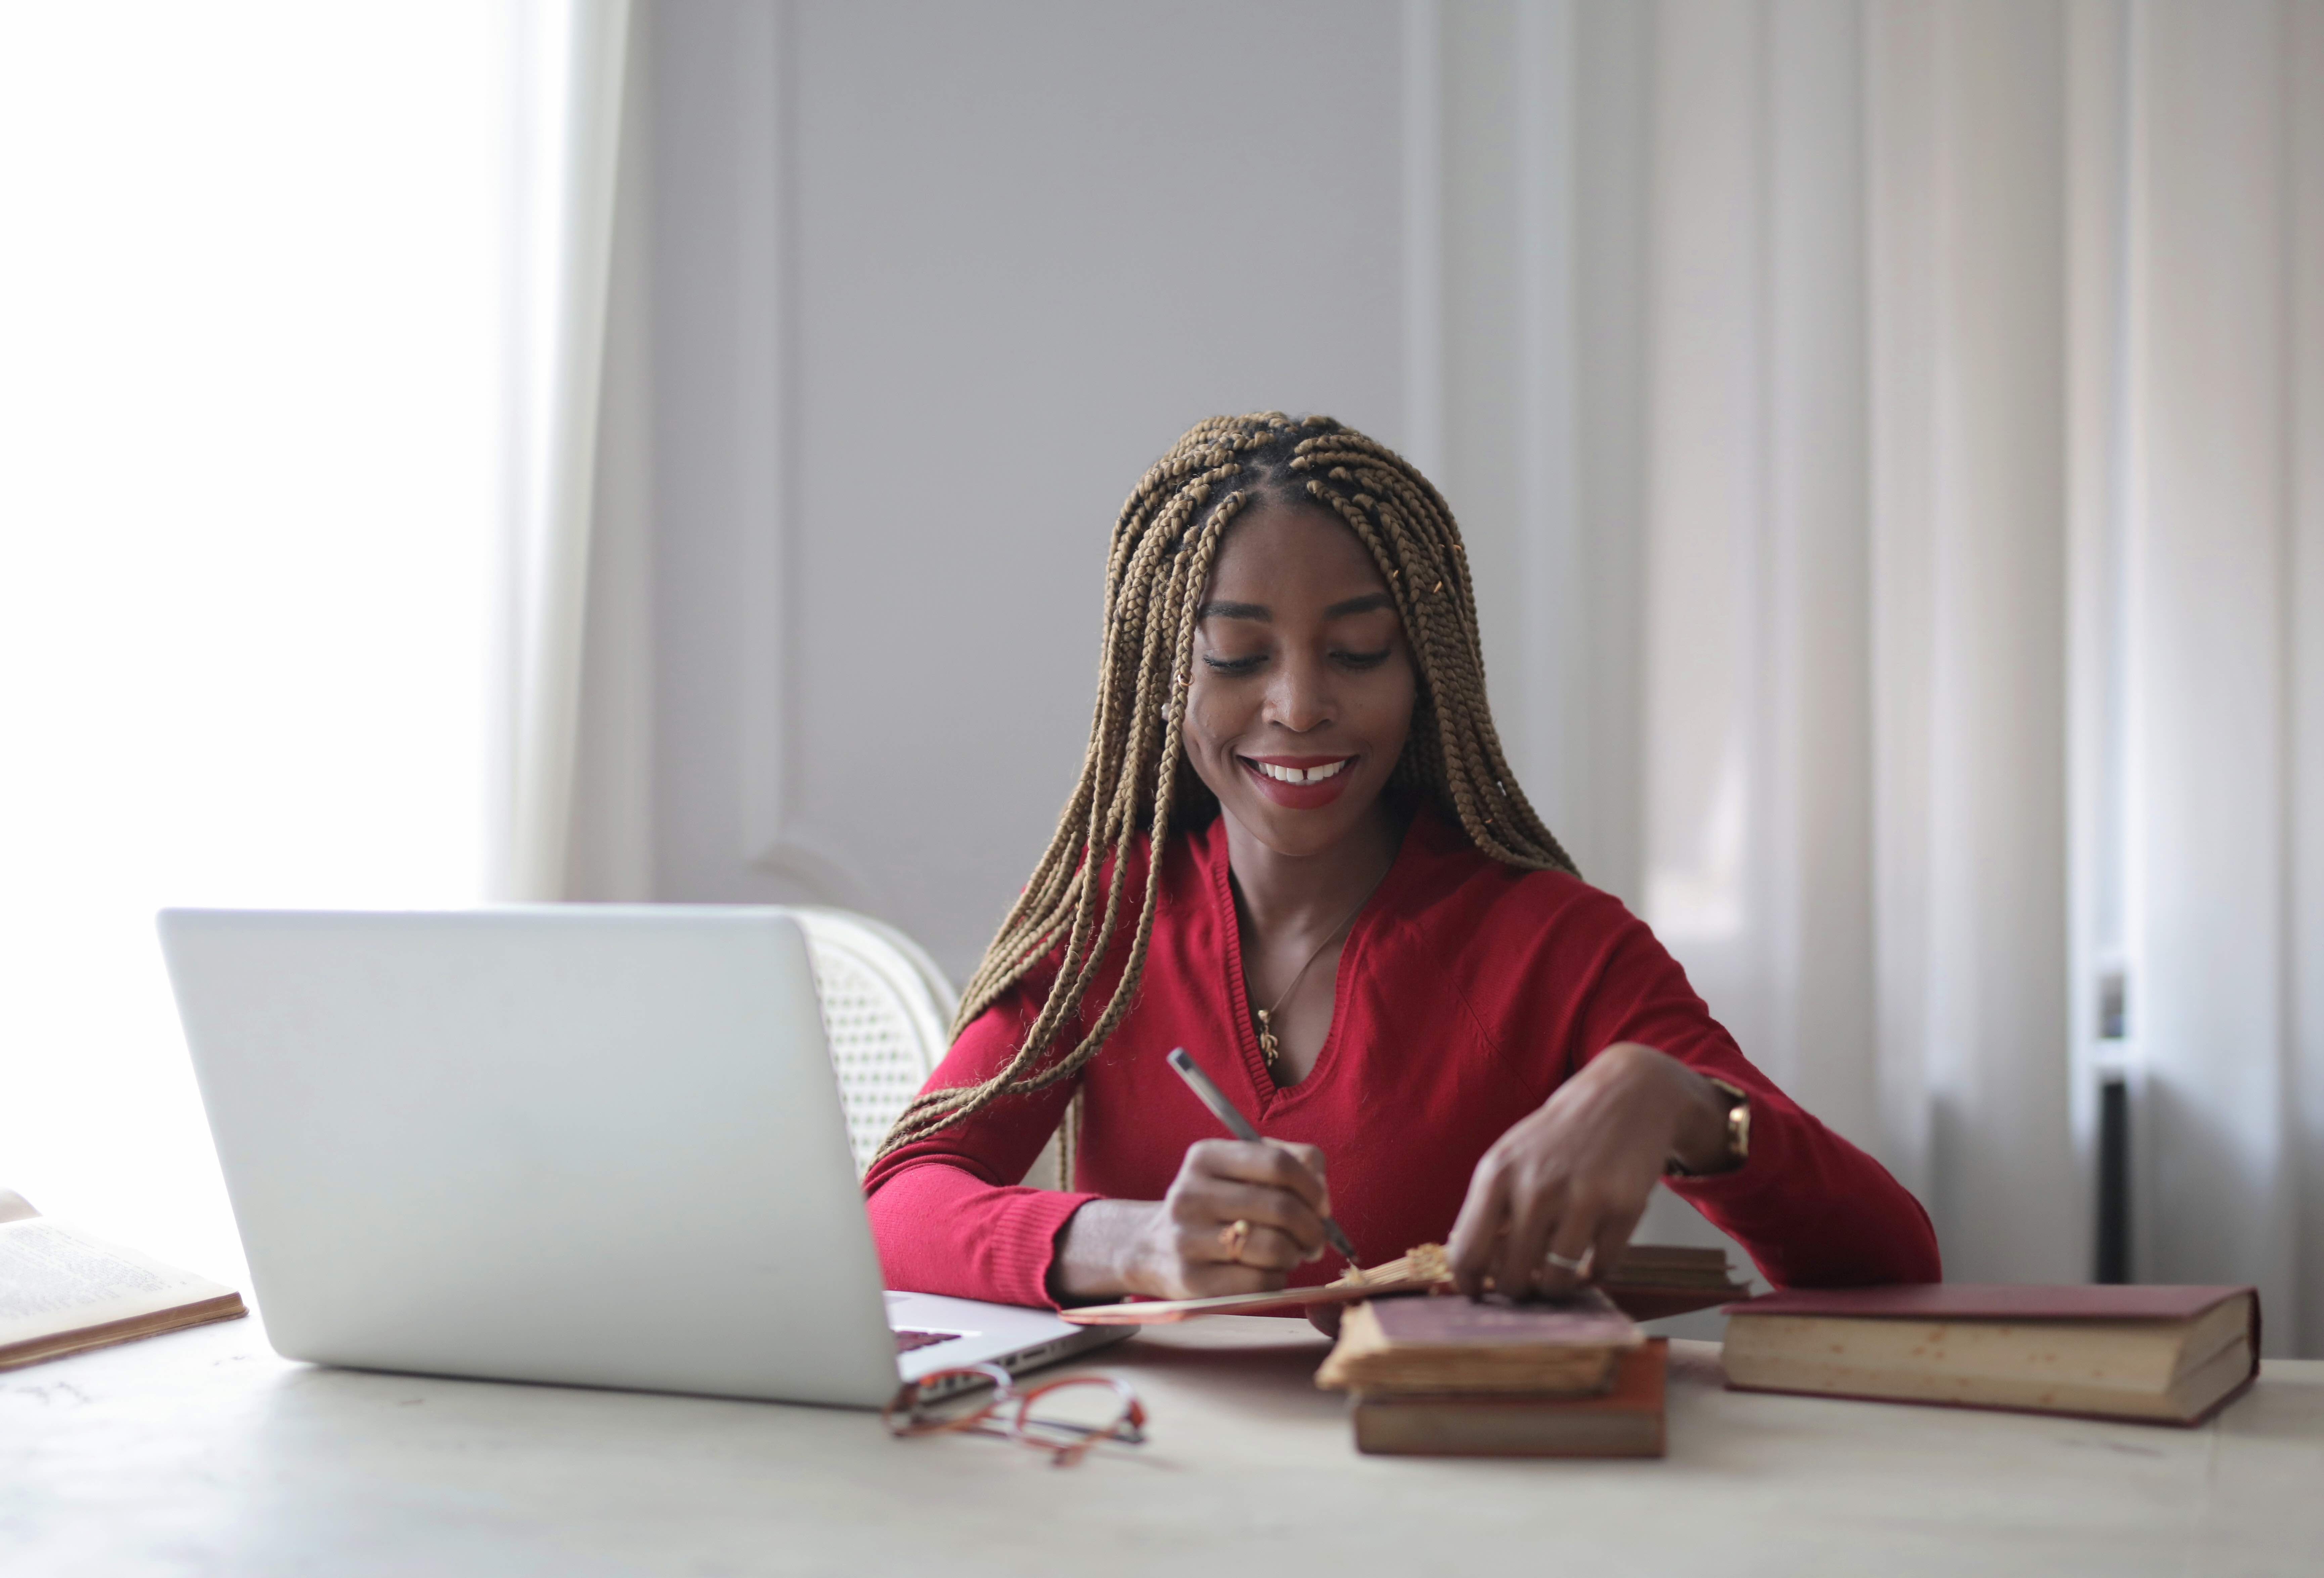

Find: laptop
[157,906,1127,1407]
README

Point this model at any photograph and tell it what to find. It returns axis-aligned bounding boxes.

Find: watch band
[1666,1076,1750,1178]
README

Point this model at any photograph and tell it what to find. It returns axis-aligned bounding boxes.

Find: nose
[1264,646,1336,735]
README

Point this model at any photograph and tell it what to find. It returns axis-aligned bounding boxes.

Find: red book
[1350,1339,1668,1458]
[1721,1284,2260,1426]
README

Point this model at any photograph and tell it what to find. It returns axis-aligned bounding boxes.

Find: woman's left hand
[1445,1041,1734,1300]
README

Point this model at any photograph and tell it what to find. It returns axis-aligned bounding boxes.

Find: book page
[0,1218,235,1347]
[0,1190,38,1224]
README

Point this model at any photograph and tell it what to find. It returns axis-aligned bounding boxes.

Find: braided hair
[874,413,1577,1165]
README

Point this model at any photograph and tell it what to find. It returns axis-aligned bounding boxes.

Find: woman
[866,413,1939,1307]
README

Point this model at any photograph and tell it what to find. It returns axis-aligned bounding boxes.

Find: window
[0,4,512,1283]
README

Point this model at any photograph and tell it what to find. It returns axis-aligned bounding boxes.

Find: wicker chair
[790,907,958,1175]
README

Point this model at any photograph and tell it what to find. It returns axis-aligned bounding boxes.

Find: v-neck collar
[1203,807,1426,1119]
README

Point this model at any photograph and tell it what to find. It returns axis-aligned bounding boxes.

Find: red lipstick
[1238,753,1358,810]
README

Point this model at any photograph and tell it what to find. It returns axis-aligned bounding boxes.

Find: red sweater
[865,807,1941,1307]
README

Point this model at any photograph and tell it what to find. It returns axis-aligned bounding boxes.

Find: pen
[1164,1046,1361,1267]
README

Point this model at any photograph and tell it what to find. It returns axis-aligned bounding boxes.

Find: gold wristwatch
[1665,1076,1750,1178]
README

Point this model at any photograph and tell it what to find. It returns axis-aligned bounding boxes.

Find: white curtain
[493,0,638,902]
[2116,0,2324,1353]
[1538,0,2322,1351]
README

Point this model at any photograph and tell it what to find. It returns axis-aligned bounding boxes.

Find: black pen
[1164,1046,1361,1267]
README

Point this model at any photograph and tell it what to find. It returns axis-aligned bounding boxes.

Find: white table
[5,1312,2319,1577]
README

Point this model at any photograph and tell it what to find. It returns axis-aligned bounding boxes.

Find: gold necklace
[1250,883,1381,1067]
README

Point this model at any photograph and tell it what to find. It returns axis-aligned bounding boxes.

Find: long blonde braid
[874,413,1578,1164]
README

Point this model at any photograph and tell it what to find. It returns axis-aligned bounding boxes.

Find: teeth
[1254,758,1352,784]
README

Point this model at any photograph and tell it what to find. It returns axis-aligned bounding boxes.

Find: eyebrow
[1197,592,1398,623]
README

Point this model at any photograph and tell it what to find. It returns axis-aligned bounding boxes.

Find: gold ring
[1219,1219,1252,1263]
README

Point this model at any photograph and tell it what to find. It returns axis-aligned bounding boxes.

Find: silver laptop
[157,906,1125,1407]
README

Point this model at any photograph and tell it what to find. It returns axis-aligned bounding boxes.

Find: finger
[1271,1141,1332,1215]
[1176,1259,1283,1299]
[1185,1215,1300,1270]
[1188,1179,1328,1256]
[1446,1161,1513,1298]
[1588,1203,1644,1292]
[1220,1222,1305,1272]
[1494,1173,1565,1302]
[1190,1140,1331,1216]
[1537,1193,1601,1294]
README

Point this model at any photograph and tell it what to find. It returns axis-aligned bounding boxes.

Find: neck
[1219,797,1404,940]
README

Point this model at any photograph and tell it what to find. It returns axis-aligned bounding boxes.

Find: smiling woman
[1181,509,1415,1083]
[864,413,1941,1310]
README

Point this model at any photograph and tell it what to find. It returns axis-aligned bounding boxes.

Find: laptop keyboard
[893,1328,960,1354]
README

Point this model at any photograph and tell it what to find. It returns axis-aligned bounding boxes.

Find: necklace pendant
[1255,1010,1280,1065]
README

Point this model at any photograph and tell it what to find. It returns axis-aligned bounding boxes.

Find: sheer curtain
[1537,0,2322,1352]
[0,0,640,1286]
[0,4,514,1284]
[495,0,639,902]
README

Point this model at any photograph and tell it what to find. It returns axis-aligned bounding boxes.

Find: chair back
[791,907,959,1175]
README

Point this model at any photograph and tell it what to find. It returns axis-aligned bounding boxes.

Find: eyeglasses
[881,1364,1148,1467]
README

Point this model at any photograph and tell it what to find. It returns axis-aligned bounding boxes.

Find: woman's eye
[1201,652,1266,676]
[1333,648,1393,671]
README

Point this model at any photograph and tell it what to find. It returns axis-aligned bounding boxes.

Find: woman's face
[1182,501,1417,858]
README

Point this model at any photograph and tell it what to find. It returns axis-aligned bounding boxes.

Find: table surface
[5,1312,2320,1578]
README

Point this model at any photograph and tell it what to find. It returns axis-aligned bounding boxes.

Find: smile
[1237,753,1361,810]
[1247,757,1353,785]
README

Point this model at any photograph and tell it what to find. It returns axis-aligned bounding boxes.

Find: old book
[1059,1241,1747,1326]
[1351,1338,1668,1457]
[1315,1287,1642,1396]
[1601,1243,1754,1320]
[1607,1243,1741,1287]
[0,1193,247,1372]
[1722,1283,2260,1426]
[1060,1242,1454,1326]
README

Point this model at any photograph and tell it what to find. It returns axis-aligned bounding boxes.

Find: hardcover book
[1315,1286,1641,1396]
[1720,1283,2260,1426]
[1350,1338,1668,1458]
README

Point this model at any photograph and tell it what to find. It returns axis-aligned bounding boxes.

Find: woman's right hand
[1048,1139,1333,1303]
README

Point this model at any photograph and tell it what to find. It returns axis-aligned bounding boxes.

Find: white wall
[636,0,1434,979]
[625,0,1627,978]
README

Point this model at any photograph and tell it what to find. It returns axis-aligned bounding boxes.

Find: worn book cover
[1722,1283,2260,1426]
[1317,1287,1641,1396]
[1351,1338,1668,1457]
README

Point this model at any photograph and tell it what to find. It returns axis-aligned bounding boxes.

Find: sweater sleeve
[1572,909,1943,1289]
[860,981,1099,1309]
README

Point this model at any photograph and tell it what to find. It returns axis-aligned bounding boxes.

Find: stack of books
[1315,1288,1664,1457]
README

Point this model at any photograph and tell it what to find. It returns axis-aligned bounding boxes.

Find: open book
[1059,1241,1749,1326]
[0,1191,247,1371]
